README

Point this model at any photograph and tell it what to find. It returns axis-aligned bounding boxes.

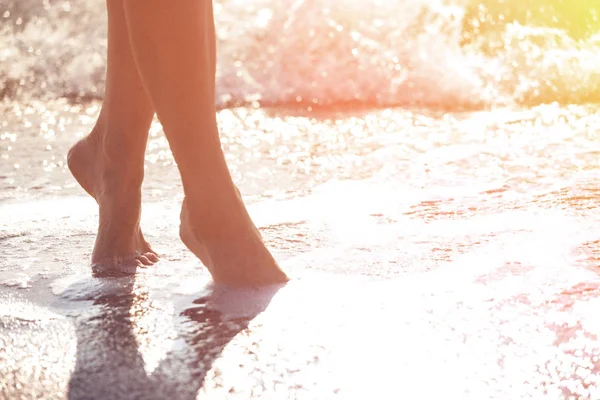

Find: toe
[136,255,153,266]
[144,243,159,257]
[137,231,157,255]
[145,252,159,263]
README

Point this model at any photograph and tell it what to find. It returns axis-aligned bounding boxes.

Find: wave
[1,0,599,110]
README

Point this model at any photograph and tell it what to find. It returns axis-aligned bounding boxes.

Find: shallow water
[3,0,600,398]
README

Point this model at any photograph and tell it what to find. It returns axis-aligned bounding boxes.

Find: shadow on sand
[66,276,282,400]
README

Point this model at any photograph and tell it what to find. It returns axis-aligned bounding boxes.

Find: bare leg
[123,0,288,285]
[67,0,158,276]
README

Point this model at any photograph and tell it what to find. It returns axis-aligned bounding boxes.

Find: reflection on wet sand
[2,101,600,398]
[67,278,282,400]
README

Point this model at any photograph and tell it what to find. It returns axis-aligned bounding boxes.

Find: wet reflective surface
[67,281,277,400]
[2,102,600,398]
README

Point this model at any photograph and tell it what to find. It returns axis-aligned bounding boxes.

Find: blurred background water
[2,0,600,204]
[1,0,600,109]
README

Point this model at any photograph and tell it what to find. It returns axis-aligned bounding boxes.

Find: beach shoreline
[2,99,600,398]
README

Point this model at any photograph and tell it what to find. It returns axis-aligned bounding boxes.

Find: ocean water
[2,0,600,108]
[3,1,600,398]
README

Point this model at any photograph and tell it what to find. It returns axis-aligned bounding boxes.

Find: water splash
[1,0,600,109]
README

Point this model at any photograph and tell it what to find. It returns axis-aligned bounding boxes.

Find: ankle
[96,169,144,197]
[183,171,239,202]
[186,196,254,240]
[92,116,148,167]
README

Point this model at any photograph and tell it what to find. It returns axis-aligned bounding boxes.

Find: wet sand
[2,101,600,399]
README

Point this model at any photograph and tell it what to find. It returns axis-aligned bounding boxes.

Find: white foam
[7,0,598,108]
[50,274,129,301]
[1,273,32,289]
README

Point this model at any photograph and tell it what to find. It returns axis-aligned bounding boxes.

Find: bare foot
[67,127,158,276]
[180,190,289,286]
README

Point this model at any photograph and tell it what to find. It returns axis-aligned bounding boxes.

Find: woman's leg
[122,0,288,285]
[67,0,158,275]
